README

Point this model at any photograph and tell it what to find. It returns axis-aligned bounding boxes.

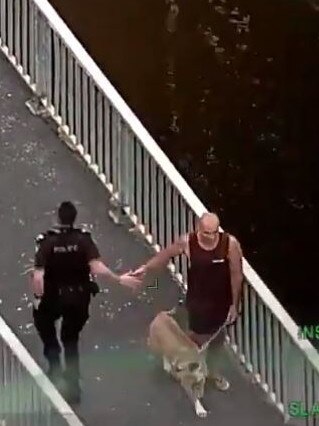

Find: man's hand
[119,272,142,290]
[226,304,238,325]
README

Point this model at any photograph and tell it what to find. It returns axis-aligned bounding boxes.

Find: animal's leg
[163,356,172,373]
[195,400,208,418]
[182,382,208,418]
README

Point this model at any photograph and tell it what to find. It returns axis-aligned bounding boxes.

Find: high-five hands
[119,271,142,291]
[118,265,148,291]
[129,265,147,279]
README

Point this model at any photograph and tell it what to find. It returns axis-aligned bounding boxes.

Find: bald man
[132,212,243,391]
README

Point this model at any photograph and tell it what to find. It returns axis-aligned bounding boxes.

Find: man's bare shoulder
[228,234,243,255]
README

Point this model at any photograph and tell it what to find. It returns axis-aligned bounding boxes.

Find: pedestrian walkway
[0,52,294,426]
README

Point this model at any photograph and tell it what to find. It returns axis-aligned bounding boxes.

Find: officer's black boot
[46,350,64,391]
[63,345,81,404]
[63,367,81,404]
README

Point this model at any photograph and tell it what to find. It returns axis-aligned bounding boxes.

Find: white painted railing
[0,0,318,424]
[0,317,84,425]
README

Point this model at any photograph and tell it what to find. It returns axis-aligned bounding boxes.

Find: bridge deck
[0,52,294,426]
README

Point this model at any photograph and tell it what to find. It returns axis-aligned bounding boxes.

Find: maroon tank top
[186,232,233,324]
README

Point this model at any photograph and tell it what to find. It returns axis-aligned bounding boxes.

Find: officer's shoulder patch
[47,227,61,235]
[77,225,91,234]
[35,233,46,243]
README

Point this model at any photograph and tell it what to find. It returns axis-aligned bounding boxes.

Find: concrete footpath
[0,52,293,426]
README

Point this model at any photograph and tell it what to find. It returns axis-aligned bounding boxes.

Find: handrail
[0,316,84,425]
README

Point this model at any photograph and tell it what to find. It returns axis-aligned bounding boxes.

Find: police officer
[31,201,140,403]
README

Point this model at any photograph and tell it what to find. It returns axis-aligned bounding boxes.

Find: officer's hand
[119,272,142,291]
[130,265,147,280]
[29,270,44,297]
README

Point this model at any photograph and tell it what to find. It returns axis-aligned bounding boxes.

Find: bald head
[197,212,220,244]
[199,212,219,229]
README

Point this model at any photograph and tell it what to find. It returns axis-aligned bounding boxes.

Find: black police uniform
[33,224,100,398]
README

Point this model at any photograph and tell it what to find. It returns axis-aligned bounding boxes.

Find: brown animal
[148,310,209,418]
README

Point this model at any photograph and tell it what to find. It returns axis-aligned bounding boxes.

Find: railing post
[108,113,132,226]
[26,9,49,116]
[36,12,47,100]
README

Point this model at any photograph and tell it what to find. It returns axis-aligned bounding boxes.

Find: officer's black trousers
[33,287,90,385]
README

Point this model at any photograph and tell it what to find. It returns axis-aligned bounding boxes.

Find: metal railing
[1,0,319,424]
[0,317,84,426]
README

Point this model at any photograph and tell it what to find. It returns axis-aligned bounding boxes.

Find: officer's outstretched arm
[89,260,122,284]
[89,259,141,290]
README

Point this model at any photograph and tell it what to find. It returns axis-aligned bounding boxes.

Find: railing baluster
[60,42,67,124]
[89,80,96,163]
[120,124,130,208]
[0,0,7,48]
[244,284,252,371]
[135,142,143,220]
[266,308,274,394]
[67,53,74,134]
[143,150,150,234]
[165,184,172,248]
[118,119,127,207]
[36,11,46,98]
[251,290,258,376]
[3,344,9,422]
[74,62,82,146]
[96,91,103,175]
[157,171,165,248]
[236,305,244,364]
[7,0,13,56]
[21,0,28,74]
[305,362,313,422]
[172,190,180,273]
[273,319,281,403]
[103,97,111,183]
[82,72,89,155]
[53,32,60,117]
[150,161,158,245]
[179,200,187,281]
[29,1,35,83]
[258,301,266,385]
[11,355,18,423]
[44,25,52,107]
[127,130,135,215]
[110,108,117,189]
[14,0,21,64]
[281,332,289,420]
